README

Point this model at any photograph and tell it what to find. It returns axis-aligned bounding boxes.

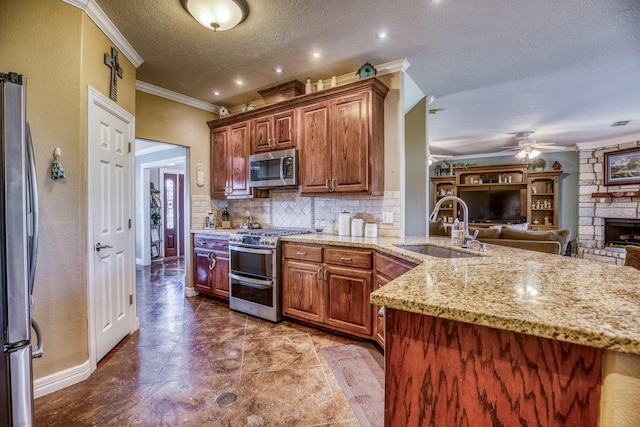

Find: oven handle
[229,273,273,290]
[229,245,274,256]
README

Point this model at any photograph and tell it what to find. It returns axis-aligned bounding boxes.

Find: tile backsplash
[193,190,401,237]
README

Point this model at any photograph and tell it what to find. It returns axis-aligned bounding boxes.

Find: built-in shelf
[592,191,640,198]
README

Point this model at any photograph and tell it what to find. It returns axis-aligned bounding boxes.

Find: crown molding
[136,81,217,113]
[63,0,143,68]
[575,133,640,151]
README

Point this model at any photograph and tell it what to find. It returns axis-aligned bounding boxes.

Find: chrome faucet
[429,195,476,249]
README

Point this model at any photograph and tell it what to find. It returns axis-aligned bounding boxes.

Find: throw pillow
[504,222,528,230]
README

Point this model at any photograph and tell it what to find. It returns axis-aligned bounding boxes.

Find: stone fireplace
[578,140,640,265]
[604,218,640,247]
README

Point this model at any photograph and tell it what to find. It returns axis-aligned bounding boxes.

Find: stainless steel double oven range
[228,228,309,322]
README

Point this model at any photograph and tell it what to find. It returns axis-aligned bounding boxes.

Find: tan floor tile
[242,334,321,373]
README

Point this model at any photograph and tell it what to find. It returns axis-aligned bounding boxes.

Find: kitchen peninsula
[280,233,640,427]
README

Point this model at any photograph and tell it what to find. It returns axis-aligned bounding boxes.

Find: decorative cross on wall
[104,47,123,101]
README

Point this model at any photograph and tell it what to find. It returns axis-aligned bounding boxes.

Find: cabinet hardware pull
[340,257,352,261]
[296,251,307,256]
[317,268,322,280]
[331,178,336,191]
[208,253,217,270]
[323,269,328,281]
[325,179,329,190]
[378,306,385,318]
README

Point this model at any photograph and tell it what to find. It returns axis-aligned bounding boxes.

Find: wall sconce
[181,0,249,32]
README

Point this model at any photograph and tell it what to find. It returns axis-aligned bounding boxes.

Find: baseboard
[33,360,92,399]
[185,286,199,297]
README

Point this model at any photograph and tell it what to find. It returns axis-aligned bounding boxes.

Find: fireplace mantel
[592,191,640,198]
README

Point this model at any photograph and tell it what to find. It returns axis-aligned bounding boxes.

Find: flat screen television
[458,189,522,223]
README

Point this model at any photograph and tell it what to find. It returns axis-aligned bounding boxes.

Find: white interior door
[88,87,135,363]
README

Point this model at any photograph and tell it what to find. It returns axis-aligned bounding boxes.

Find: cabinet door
[298,102,331,194]
[325,265,373,336]
[227,122,251,197]
[374,274,389,347]
[210,128,228,199]
[211,250,230,300]
[194,248,214,294]
[251,116,272,153]
[282,259,324,323]
[331,92,369,193]
[272,110,295,150]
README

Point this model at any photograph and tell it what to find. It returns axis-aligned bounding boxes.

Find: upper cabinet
[207,77,389,199]
[210,121,252,199]
[251,110,295,153]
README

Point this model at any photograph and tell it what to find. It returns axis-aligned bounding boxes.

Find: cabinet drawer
[194,235,229,251]
[283,243,323,262]
[375,252,415,279]
[325,247,372,269]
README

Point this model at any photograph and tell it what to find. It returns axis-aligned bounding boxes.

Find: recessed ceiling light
[236,80,243,85]
[275,67,283,73]
[213,91,220,96]
[312,52,320,58]
[377,32,388,39]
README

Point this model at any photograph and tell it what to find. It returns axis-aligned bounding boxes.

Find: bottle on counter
[451,218,460,245]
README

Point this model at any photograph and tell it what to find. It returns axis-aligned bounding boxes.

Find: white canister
[351,218,364,237]
[338,211,351,236]
[364,223,378,238]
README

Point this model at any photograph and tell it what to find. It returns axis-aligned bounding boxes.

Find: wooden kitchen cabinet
[374,252,416,348]
[210,121,256,199]
[298,86,386,196]
[193,235,230,300]
[208,78,388,197]
[282,242,375,338]
[251,110,295,153]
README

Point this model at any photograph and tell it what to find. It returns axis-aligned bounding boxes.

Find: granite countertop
[281,233,640,355]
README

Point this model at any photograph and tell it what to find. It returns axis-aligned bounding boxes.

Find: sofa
[429,221,571,255]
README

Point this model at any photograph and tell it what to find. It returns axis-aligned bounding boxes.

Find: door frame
[160,168,185,259]
[86,86,136,372]
[137,156,186,265]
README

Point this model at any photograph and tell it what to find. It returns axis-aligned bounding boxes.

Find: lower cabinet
[374,252,416,348]
[193,234,230,300]
[282,242,373,338]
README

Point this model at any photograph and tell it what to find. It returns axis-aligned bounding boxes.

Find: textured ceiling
[95,0,640,156]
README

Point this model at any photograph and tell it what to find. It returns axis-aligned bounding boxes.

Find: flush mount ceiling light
[181,0,249,32]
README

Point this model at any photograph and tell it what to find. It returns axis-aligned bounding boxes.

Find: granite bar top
[191,228,234,237]
[281,234,640,355]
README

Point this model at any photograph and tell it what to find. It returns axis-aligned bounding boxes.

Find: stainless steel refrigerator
[1,72,42,427]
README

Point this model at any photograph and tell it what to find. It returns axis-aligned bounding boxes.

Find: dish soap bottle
[451,219,460,245]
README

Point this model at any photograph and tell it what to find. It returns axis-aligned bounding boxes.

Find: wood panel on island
[207,77,388,199]
[431,164,562,230]
[384,308,601,426]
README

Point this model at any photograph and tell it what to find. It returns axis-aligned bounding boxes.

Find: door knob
[95,242,113,252]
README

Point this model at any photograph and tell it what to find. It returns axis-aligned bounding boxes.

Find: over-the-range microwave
[249,148,298,188]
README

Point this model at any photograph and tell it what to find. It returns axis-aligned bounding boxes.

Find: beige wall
[135,91,214,196]
[0,0,135,379]
[378,72,402,192]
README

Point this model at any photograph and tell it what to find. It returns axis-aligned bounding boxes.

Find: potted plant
[151,212,161,224]
[531,158,546,171]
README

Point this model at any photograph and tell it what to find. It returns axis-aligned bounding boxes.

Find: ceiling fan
[502,131,560,160]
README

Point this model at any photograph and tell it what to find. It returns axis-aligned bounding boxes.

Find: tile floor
[35,258,382,426]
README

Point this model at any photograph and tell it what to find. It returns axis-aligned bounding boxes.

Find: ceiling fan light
[515,150,527,160]
[182,0,249,31]
[529,149,541,159]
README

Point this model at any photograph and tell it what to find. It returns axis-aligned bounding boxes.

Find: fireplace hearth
[605,218,640,248]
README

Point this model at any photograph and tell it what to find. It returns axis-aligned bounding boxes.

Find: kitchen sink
[394,244,481,258]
